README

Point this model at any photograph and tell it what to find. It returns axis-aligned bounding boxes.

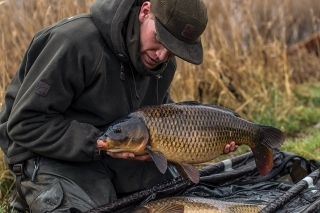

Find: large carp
[132,196,265,213]
[100,101,285,183]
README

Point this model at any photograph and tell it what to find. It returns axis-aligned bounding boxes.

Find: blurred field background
[1,0,320,210]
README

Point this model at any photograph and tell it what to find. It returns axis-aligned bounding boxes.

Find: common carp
[100,101,285,183]
[132,196,266,213]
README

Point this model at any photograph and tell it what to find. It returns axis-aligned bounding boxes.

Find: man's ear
[138,1,151,22]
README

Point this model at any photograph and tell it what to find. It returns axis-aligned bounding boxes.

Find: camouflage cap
[150,0,208,64]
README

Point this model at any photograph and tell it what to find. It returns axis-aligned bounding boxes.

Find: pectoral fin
[174,163,188,179]
[146,146,168,174]
[175,163,200,184]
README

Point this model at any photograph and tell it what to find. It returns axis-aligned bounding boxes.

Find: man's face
[138,2,174,69]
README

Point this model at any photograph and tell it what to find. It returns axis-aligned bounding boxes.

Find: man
[0,0,237,212]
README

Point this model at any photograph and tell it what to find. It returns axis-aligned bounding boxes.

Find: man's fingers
[224,144,231,154]
[229,142,236,152]
[133,154,152,161]
[223,141,238,154]
[107,152,135,159]
[106,152,152,161]
[230,142,239,152]
[97,139,107,150]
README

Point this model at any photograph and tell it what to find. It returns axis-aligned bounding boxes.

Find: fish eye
[112,126,122,133]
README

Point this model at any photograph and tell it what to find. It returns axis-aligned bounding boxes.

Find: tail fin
[259,125,286,148]
[252,125,285,176]
[252,144,274,176]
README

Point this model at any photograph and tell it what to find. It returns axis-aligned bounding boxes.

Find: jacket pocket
[29,180,63,213]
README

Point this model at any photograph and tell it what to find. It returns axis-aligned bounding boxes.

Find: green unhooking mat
[85,149,320,213]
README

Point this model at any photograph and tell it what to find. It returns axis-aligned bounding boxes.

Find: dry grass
[172,0,320,106]
[0,0,320,207]
[1,0,320,108]
[171,0,320,132]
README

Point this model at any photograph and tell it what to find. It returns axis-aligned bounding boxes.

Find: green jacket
[0,0,176,165]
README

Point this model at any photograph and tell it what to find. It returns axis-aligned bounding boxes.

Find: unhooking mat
[85,149,320,213]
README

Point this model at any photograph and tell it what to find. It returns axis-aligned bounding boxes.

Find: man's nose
[156,46,172,62]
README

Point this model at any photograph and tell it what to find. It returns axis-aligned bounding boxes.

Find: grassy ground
[0,0,320,211]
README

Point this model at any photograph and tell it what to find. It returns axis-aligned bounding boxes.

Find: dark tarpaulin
[85,149,320,213]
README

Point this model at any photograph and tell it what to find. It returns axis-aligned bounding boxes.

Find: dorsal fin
[175,101,201,105]
[175,101,240,117]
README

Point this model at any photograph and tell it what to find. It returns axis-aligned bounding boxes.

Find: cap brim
[154,18,203,65]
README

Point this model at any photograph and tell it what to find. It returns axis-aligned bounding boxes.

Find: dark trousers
[17,156,178,212]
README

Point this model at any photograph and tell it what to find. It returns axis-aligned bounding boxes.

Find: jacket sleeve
[7,28,103,162]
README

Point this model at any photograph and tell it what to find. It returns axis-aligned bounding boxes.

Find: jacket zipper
[31,156,40,182]
[120,62,134,112]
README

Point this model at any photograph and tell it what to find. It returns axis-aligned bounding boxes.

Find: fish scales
[132,196,265,213]
[134,104,259,164]
[102,101,285,182]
